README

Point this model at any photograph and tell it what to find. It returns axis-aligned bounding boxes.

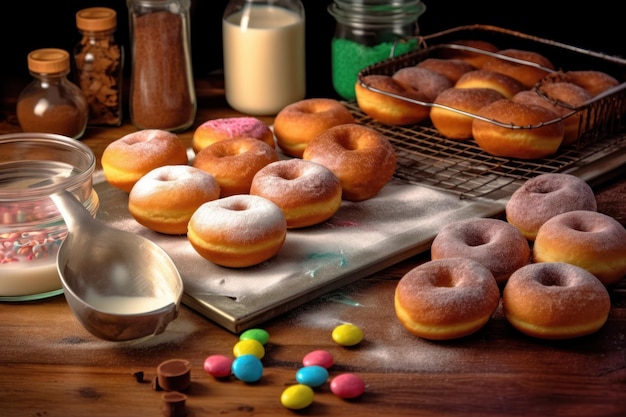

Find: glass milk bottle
[223,0,306,115]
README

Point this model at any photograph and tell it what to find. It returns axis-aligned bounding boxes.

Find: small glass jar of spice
[16,48,88,139]
[328,0,427,101]
[73,7,124,126]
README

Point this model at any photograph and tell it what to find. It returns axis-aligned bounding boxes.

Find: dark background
[1,0,624,100]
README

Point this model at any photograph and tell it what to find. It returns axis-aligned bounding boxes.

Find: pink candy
[302,350,334,369]
[203,354,233,378]
[330,373,365,399]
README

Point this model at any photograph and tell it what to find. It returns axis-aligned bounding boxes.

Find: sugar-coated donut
[273,98,355,158]
[394,258,500,340]
[562,70,620,97]
[187,194,287,268]
[192,137,278,197]
[417,58,476,83]
[430,87,505,140]
[128,165,220,235]
[440,39,500,68]
[250,159,342,229]
[102,129,188,192]
[533,210,626,286]
[192,117,274,153]
[472,99,564,159]
[355,75,431,125]
[455,70,526,99]
[431,218,530,285]
[482,49,555,88]
[502,262,610,339]
[302,123,397,202]
[506,173,597,240]
[391,67,454,102]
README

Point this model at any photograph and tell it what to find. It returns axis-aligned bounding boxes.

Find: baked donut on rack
[391,66,454,102]
[250,159,342,229]
[502,262,611,340]
[417,58,476,83]
[102,129,188,192]
[302,123,397,202]
[482,49,555,88]
[431,218,530,285]
[187,194,287,268]
[192,117,274,153]
[472,99,565,159]
[533,210,626,286]
[440,39,500,68]
[455,70,526,98]
[561,70,620,97]
[192,137,278,197]
[394,258,500,340]
[128,165,220,235]
[273,98,355,158]
[505,173,597,240]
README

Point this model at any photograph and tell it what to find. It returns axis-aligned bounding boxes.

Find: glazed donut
[455,70,526,99]
[101,129,188,192]
[128,165,220,235]
[302,123,397,202]
[440,39,500,68]
[355,74,431,125]
[502,262,611,339]
[391,67,454,102]
[192,137,278,197]
[430,87,505,140]
[533,210,626,286]
[273,98,355,158]
[482,49,555,88]
[417,58,476,83]
[431,218,530,285]
[394,258,500,340]
[250,159,342,229]
[187,194,287,268]
[192,117,274,153]
[562,70,620,97]
[472,99,565,159]
[506,173,597,240]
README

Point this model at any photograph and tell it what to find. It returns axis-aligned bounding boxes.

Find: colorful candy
[296,365,329,388]
[280,384,314,409]
[330,373,365,399]
[231,354,263,383]
[203,354,233,378]
[302,349,334,369]
[239,328,270,345]
[331,323,364,346]
[233,339,265,359]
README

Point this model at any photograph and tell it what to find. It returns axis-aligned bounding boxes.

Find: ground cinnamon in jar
[128,3,196,132]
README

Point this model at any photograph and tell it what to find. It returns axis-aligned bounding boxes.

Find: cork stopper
[76,7,117,31]
[27,48,70,74]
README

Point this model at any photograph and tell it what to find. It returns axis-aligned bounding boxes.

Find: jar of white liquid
[223,0,306,115]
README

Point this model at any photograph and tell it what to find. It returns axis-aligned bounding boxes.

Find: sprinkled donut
[394,258,500,340]
[192,117,274,153]
[187,195,287,268]
[250,159,342,228]
[502,262,611,339]
[431,218,530,285]
[128,165,220,235]
[533,210,626,286]
[506,173,597,240]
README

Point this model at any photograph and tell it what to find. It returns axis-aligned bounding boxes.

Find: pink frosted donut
[128,165,220,235]
[533,210,626,286]
[250,159,342,229]
[192,117,274,153]
[503,262,611,339]
[187,195,287,268]
[394,258,500,340]
[431,218,530,284]
[506,173,597,240]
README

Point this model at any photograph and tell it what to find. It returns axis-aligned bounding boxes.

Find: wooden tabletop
[1,77,626,417]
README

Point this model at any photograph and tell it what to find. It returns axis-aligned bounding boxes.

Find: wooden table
[1,77,626,417]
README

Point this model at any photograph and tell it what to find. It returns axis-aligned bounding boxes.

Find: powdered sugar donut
[250,159,342,228]
[431,218,530,285]
[187,195,287,268]
[128,165,220,235]
[192,117,274,153]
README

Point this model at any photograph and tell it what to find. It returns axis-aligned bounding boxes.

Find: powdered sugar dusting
[199,117,270,139]
[130,165,219,198]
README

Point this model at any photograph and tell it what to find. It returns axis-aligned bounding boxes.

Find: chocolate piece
[157,359,191,392]
[161,391,188,417]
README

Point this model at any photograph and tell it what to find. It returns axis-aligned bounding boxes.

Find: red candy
[302,349,334,369]
[330,373,365,399]
[203,354,233,378]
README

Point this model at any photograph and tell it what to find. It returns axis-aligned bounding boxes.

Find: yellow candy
[280,384,314,409]
[233,339,265,359]
[332,323,363,346]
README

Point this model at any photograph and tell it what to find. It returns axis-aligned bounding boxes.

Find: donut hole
[536,270,565,287]
[227,202,249,212]
[464,233,490,247]
[433,271,456,288]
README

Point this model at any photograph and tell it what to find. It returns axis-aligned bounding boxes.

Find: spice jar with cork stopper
[16,48,88,139]
[127,0,196,132]
[73,6,124,126]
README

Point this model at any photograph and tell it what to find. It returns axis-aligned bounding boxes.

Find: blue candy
[295,365,329,387]
[231,354,263,382]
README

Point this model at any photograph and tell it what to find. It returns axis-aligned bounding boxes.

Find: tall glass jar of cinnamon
[127,0,196,132]
[16,48,88,139]
[74,7,124,126]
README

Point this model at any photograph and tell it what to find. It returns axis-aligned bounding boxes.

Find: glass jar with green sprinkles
[328,0,426,101]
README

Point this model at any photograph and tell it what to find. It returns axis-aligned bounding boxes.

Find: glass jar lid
[76,7,117,31]
[27,49,70,74]
[329,0,426,27]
